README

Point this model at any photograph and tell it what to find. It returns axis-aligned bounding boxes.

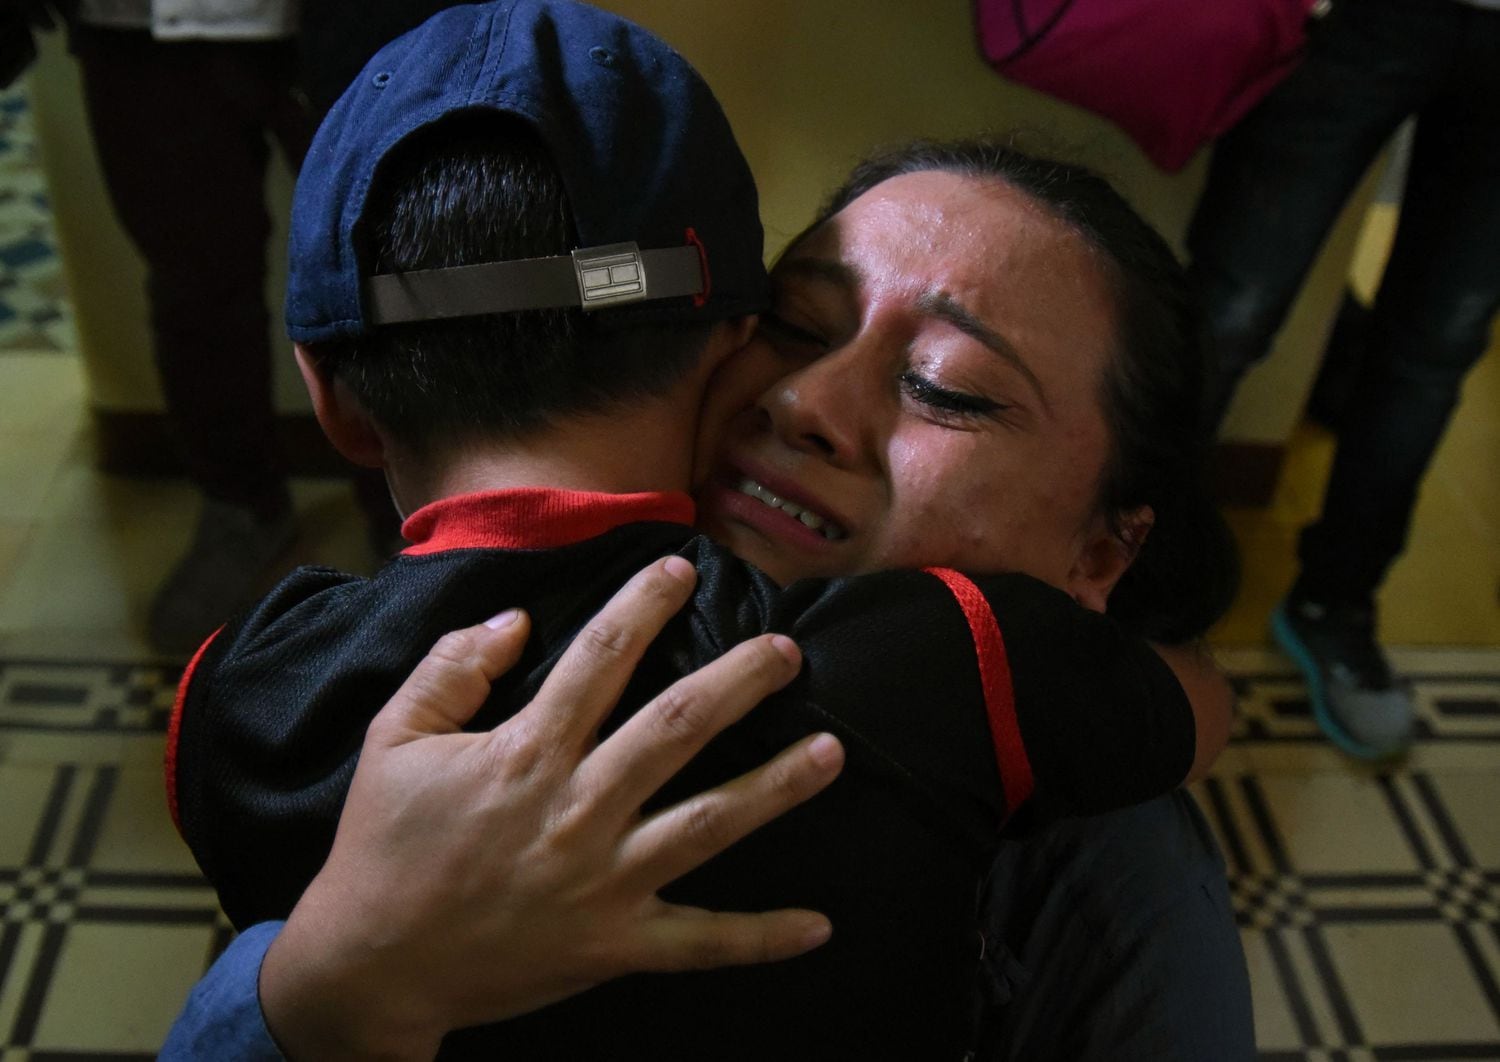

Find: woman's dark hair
[805,139,1239,643]
[311,111,711,456]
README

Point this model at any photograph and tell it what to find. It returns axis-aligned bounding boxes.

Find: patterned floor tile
[0,663,176,736]
[0,655,1495,1057]
[0,751,230,1058]
[1191,658,1500,1060]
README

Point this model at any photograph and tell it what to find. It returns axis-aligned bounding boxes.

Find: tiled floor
[1,667,230,1061]
[1207,647,1500,1059]
[2,654,1497,1058]
[2,79,1500,1060]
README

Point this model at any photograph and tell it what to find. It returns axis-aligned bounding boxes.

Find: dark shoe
[148,498,297,657]
[1271,593,1415,760]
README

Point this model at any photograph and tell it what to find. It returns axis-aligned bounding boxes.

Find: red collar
[400,488,696,555]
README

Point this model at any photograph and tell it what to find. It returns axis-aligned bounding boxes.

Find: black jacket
[172,488,1193,1060]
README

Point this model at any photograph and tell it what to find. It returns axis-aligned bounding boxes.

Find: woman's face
[694,170,1142,607]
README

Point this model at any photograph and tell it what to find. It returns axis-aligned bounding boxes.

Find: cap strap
[365,243,705,324]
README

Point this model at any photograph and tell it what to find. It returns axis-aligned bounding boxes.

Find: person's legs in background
[1185,0,1437,430]
[75,27,311,654]
[1304,288,1372,432]
[1185,0,1485,758]
[1284,7,1500,754]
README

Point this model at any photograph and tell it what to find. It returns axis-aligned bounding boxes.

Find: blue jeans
[1187,0,1500,607]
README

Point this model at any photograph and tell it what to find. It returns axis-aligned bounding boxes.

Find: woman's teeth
[735,479,846,540]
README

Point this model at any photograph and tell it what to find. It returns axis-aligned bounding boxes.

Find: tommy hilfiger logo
[573,243,648,307]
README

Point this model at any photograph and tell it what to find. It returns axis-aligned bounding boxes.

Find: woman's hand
[259,556,844,1061]
[1153,640,1235,783]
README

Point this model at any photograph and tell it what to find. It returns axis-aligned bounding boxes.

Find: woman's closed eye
[899,370,1006,423]
[758,311,829,353]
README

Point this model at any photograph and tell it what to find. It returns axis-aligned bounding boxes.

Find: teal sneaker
[1271,594,1416,760]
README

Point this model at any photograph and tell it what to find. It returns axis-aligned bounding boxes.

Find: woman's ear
[700,315,760,373]
[294,344,386,469]
[1065,506,1154,613]
[728,314,759,349]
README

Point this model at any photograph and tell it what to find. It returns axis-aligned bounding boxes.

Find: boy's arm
[167,561,844,1060]
[928,567,1200,823]
[774,567,1200,837]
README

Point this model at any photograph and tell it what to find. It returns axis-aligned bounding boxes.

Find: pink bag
[976,0,1326,171]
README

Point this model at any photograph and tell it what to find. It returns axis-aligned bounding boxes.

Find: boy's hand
[260,556,844,1062]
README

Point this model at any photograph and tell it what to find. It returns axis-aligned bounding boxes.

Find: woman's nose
[758,345,880,466]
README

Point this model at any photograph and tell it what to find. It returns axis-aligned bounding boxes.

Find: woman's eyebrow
[916,292,1051,413]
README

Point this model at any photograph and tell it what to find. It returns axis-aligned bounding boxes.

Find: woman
[694,141,1250,1059]
[170,139,1249,1060]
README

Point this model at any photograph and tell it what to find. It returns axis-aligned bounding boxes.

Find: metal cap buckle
[572,243,648,310]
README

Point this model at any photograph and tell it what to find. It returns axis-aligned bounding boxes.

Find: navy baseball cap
[286,0,769,344]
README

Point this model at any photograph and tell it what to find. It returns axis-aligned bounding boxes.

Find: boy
[173,1,1219,1055]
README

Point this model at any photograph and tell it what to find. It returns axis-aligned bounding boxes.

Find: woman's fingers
[370,608,533,743]
[620,731,844,889]
[524,556,698,752]
[637,904,834,972]
[581,632,804,811]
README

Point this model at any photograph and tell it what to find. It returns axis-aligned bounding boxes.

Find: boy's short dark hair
[284,1,772,456]
[309,113,713,454]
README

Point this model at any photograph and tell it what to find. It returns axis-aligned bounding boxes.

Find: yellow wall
[29,31,155,412]
[30,2,1377,446]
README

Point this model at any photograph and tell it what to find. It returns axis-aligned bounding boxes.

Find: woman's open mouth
[698,465,851,558]
[732,478,848,541]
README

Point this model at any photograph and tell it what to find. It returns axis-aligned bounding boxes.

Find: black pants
[1188,0,1500,606]
[76,26,309,517]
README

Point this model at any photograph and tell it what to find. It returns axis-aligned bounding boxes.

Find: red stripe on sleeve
[922,567,1034,817]
[165,626,222,838]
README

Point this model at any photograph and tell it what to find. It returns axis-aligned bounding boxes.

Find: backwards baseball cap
[286,0,768,344]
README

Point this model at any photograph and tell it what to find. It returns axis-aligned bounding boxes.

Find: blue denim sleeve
[159,921,287,1061]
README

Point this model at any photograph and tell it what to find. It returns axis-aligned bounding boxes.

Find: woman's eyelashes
[760,310,1009,424]
[899,370,1006,422]
[758,311,828,352]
